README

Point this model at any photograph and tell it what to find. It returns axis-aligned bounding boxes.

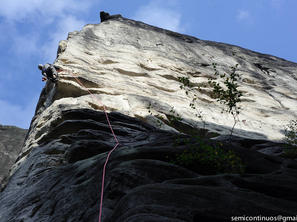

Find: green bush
[282,120,297,158]
[168,136,245,174]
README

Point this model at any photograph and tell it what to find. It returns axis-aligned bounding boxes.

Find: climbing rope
[57,69,119,222]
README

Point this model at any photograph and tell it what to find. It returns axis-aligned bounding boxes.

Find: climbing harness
[58,68,120,222]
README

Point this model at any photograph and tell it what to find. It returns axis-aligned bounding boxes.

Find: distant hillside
[0,125,27,188]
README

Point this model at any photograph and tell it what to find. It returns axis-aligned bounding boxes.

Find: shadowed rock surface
[0,125,27,189]
[0,14,297,222]
[1,110,297,222]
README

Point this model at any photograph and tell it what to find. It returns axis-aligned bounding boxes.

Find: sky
[0,0,296,129]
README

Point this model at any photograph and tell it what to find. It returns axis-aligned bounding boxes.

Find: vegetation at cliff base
[167,136,245,175]
[282,120,297,158]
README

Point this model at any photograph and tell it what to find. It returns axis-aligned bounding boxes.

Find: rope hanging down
[58,69,120,222]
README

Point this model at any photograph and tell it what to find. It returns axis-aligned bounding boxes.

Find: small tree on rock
[283,120,297,158]
[208,63,243,139]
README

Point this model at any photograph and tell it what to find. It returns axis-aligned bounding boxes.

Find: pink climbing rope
[59,69,119,222]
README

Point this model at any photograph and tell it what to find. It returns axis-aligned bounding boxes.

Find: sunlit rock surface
[0,15,297,222]
[52,15,297,142]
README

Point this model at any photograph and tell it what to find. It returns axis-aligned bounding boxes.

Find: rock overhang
[50,17,297,142]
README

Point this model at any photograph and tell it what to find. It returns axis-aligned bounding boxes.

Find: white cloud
[236,9,254,25]
[0,0,90,61]
[0,1,96,128]
[12,34,39,55]
[237,10,250,21]
[0,96,39,129]
[0,0,91,22]
[133,0,183,32]
[0,0,40,20]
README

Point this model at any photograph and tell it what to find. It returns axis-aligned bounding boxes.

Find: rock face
[1,15,297,222]
[52,15,296,141]
[0,125,27,189]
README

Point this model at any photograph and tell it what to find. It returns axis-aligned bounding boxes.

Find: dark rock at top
[100,11,122,22]
[100,11,110,22]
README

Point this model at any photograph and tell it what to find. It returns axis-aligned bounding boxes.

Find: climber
[38,63,58,83]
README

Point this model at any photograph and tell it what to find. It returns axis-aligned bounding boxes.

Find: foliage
[168,106,183,123]
[282,120,297,158]
[177,75,206,132]
[155,114,165,127]
[208,63,243,139]
[167,136,245,174]
[178,76,192,90]
[147,102,164,127]
[147,103,183,127]
[147,102,153,115]
[189,96,206,131]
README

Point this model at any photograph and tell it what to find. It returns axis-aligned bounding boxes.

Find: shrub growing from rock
[208,63,243,139]
[168,136,245,174]
[282,120,297,158]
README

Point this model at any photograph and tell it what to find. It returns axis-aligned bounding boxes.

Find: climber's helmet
[38,64,43,70]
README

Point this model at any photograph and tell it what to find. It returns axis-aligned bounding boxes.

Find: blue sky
[0,0,296,129]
